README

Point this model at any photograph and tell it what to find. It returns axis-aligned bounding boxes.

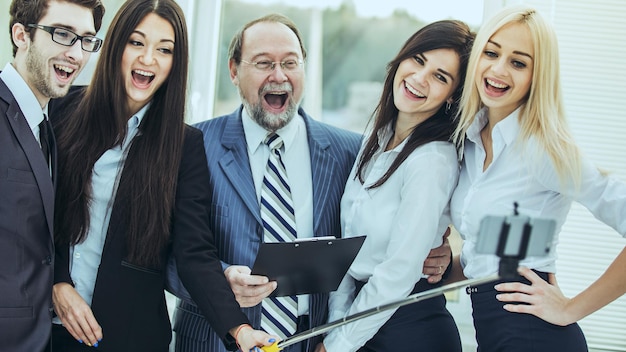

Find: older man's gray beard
[240,83,299,132]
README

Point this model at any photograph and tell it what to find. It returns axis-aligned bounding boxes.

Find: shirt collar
[120,103,149,149]
[375,122,409,152]
[131,103,149,130]
[497,108,521,145]
[242,107,303,154]
[466,107,521,146]
[466,107,487,145]
[1,62,47,130]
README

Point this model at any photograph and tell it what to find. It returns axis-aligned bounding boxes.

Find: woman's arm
[495,246,626,326]
[497,157,626,326]
[53,283,102,347]
[172,128,273,349]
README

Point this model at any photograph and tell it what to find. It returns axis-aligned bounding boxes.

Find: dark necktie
[39,115,51,167]
[259,133,298,339]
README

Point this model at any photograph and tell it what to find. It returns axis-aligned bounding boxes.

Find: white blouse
[324,126,459,352]
[451,108,626,279]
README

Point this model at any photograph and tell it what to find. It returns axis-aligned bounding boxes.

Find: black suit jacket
[51,90,248,351]
[0,77,55,352]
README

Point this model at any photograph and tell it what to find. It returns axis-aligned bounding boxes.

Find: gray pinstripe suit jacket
[170,106,361,352]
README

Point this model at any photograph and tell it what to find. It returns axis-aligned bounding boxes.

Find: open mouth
[54,64,75,80]
[132,69,155,86]
[263,91,288,110]
[405,81,426,98]
[485,78,509,93]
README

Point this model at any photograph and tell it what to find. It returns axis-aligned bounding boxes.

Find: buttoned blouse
[69,105,146,307]
[324,125,459,351]
[451,107,626,279]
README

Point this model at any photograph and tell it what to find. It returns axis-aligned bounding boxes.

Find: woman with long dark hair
[319,20,474,352]
[50,0,274,350]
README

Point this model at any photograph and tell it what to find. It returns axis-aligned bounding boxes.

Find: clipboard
[251,236,366,297]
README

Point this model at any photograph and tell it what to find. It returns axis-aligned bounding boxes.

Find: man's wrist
[233,323,253,350]
[441,248,453,280]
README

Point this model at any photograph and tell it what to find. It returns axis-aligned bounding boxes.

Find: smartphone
[475,215,556,258]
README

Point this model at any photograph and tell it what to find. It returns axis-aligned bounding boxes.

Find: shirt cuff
[324,330,358,352]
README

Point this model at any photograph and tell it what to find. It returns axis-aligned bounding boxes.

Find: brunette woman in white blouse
[316,20,474,352]
[450,5,626,351]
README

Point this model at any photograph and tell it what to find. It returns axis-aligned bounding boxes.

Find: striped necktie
[260,133,298,339]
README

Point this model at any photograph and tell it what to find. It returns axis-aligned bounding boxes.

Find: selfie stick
[496,203,530,279]
[262,203,545,351]
[260,274,499,352]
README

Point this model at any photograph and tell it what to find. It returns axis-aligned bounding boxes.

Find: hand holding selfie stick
[261,203,556,352]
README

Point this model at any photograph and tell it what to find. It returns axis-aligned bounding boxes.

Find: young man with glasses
[0,0,104,351]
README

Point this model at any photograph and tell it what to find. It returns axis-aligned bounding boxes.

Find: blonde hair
[452,5,581,187]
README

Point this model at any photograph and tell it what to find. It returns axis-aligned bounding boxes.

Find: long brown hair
[54,0,189,267]
[356,20,474,188]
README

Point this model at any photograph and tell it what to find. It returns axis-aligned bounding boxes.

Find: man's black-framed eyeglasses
[27,24,103,52]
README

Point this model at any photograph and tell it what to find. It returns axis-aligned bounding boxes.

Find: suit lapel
[2,85,54,237]
[219,113,262,224]
[304,113,341,234]
[217,109,344,233]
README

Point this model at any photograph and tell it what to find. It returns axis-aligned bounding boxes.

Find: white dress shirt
[451,107,626,279]
[324,125,459,352]
[242,109,313,316]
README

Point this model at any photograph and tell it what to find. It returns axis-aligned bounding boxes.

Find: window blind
[520,1,626,350]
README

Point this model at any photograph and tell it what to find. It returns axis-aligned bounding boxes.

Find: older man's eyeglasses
[240,59,304,72]
[27,24,103,52]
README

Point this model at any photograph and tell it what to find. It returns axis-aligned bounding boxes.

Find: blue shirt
[53,104,148,325]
